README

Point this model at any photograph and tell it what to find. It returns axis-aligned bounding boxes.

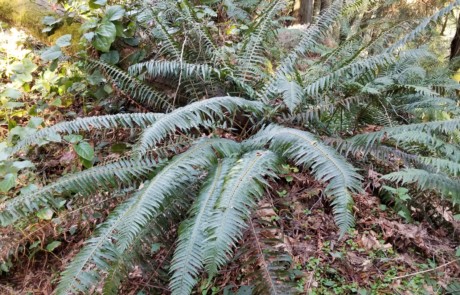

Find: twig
[173,36,188,107]
[391,259,459,281]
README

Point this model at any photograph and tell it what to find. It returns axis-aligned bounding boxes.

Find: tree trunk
[300,0,313,24]
[450,14,460,61]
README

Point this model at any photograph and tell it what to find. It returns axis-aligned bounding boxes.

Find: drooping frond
[151,13,182,59]
[278,75,304,113]
[115,138,241,253]
[205,150,281,276]
[56,188,188,295]
[170,158,235,295]
[87,59,172,111]
[418,157,460,177]
[129,59,217,81]
[382,169,460,204]
[348,119,460,152]
[10,113,162,155]
[246,124,362,234]
[134,96,264,154]
[0,158,156,226]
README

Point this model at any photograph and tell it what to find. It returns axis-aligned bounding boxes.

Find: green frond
[115,138,241,253]
[151,13,182,59]
[134,96,264,154]
[10,113,162,155]
[247,124,362,235]
[418,157,460,177]
[348,119,460,152]
[388,0,460,52]
[278,76,304,113]
[170,158,235,295]
[258,1,343,100]
[129,59,217,81]
[382,169,460,204]
[0,158,156,226]
[87,59,172,111]
[236,0,285,82]
[205,150,281,276]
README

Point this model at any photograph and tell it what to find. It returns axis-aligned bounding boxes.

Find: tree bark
[300,0,313,24]
[450,14,460,61]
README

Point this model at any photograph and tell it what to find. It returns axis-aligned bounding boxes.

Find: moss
[0,0,82,53]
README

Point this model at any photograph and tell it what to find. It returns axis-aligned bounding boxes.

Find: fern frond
[348,119,460,151]
[87,59,172,111]
[247,125,362,234]
[10,113,162,155]
[170,158,235,295]
[382,169,460,204]
[236,0,285,82]
[205,150,281,276]
[129,59,217,81]
[388,0,460,52]
[116,138,241,253]
[151,13,182,59]
[135,96,264,154]
[258,0,343,100]
[0,158,156,226]
[418,157,460,176]
[278,75,304,113]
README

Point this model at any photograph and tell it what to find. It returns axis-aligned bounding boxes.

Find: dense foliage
[1,0,459,294]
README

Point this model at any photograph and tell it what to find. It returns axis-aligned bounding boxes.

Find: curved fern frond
[135,96,264,154]
[170,158,235,295]
[418,157,460,176]
[0,158,156,226]
[382,169,460,204]
[348,119,460,151]
[247,124,362,234]
[116,138,241,253]
[10,113,162,155]
[205,150,281,276]
[87,59,172,111]
[151,13,182,59]
[129,59,218,81]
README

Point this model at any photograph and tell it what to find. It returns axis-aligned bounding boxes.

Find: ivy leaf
[100,50,119,64]
[105,5,125,21]
[36,208,54,220]
[56,34,72,47]
[0,173,16,192]
[74,142,94,161]
[0,87,21,99]
[93,21,116,52]
[41,46,62,61]
[46,241,61,252]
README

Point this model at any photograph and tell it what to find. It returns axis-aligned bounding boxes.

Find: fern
[135,96,264,154]
[382,169,460,204]
[87,59,173,111]
[170,158,235,295]
[10,113,162,155]
[204,150,281,276]
[247,124,363,234]
[0,158,156,226]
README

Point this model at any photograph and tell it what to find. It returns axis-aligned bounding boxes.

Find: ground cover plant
[0,0,459,294]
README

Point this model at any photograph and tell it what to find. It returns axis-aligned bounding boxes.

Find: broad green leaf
[46,241,61,252]
[27,117,43,128]
[0,173,16,192]
[93,21,116,52]
[42,16,61,26]
[100,50,119,64]
[12,160,34,170]
[74,142,94,160]
[56,34,72,47]
[89,0,107,8]
[1,87,21,99]
[37,208,54,220]
[41,46,62,61]
[105,5,125,21]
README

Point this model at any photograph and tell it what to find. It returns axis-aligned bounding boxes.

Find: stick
[391,259,459,281]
